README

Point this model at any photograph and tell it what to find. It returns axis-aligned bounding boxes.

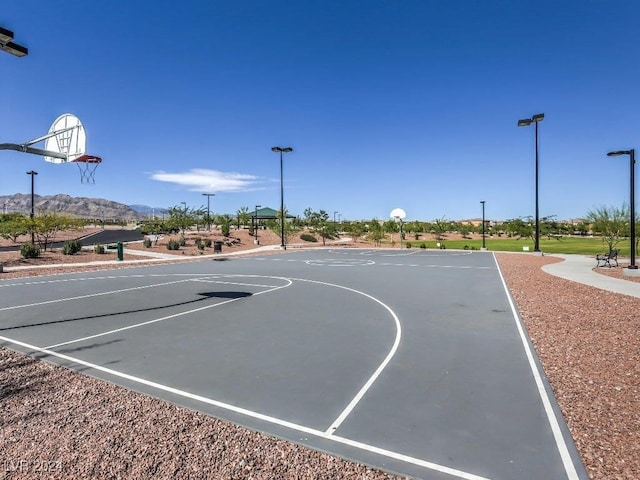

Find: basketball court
[0,248,589,479]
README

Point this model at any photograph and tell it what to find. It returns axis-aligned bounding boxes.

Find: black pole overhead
[271,146,293,249]
[254,204,261,242]
[202,193,215,231]
[518,113,544,253]
[480,200,486,250]
[607,149,637,269]
[26,170,38,244]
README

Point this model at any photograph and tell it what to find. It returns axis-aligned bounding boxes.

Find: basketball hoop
[72,154,102,184]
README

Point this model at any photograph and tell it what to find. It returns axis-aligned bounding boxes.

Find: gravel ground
[0,252,639,479]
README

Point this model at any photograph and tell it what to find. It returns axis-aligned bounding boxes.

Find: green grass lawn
[399,236,632,255]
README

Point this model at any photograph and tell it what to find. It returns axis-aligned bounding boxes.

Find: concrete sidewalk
[542,254,640,299]
[0,244,283,272]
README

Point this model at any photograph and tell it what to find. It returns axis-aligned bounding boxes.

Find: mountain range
[0,193,161,220]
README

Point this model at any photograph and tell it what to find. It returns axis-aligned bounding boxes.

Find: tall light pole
[26,170,38,244]
[334,211,338,224]
[518,113,544,253]
[272,146,293,249]
[607,149,637,270]
[254,204,261,243]
[202,193,215,231]
[480,200,486,250]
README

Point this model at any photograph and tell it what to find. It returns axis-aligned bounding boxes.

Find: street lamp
[202,193,215,231]
[518,113,544,253]
[480,200,486,250]
[0,26,28,57]
[334,211,338,224]
[26,170,38,244]
[607,149,637,270]
[254,204,261,243]
[271,146,293,249]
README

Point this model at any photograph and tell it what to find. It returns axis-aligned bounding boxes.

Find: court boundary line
[492,252,580,480]
[0,334,489,480]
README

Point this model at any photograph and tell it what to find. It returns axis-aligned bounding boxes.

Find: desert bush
[204,238,212,248]
[419,242,427,249]
[94,244,106,254]
[300,233,318,243]
[405,242,412,248]
[166,239,180,250]
[178,236,187,247]
[20,242,40,259]
[62,239,83,255]
[143,238,152,248]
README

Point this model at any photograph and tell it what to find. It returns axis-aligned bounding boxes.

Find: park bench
[596,248,618,268]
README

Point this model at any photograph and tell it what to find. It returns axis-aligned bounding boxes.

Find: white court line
[0,335,489,480]
[492,253,580,480]
[0,277,199,312]
[191,279,283,288]
[0,273,232,290]
[43,277,292,350]
[280,277,401,435]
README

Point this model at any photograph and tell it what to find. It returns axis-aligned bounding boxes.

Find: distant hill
[129,204,169,216]
[0,193,145,220]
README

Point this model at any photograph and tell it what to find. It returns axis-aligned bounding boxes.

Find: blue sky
[1,1,638,222]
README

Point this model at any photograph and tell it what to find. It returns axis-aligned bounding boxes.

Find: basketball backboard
[43,113,87,163]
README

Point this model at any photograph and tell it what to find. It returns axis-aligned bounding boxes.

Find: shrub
[178,236,187,247]
[204,238,212,248]
[195,238,203,249]
[166,239,180,250]
[62,239,83,255]
[20,242,40,259]
[143,238,152,248]
[300,233,318,243]
[94,244,106,254]
[419,242,427,249]
[405,242,412,248]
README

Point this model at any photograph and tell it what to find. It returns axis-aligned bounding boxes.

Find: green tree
[0,213,29,243]
[270,207,298,245]
[220,214,232,237]
[458,222,472,239]
[367,219,384,247]
[502,218,533,240]
[431,216,450,242]
[34,213,83,251]
[139,218,167,244]
[308,209,338,246]
[236,206,250,230]
[166,205,197,236]
[344,221,365,243]
[586,204,629,253]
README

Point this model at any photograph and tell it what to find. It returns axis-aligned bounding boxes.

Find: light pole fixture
[26,170,38,244]
[254,204,261,242]
[607,149,637,270]
[271,146,293,249]
[480,200,486,250]
[518,113,544,253]
[202,193,215,231]
[0,26,28,57]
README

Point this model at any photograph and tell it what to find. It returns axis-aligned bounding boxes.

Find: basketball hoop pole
[0,143,67,160]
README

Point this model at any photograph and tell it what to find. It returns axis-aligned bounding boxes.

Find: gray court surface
[0,249,589,480]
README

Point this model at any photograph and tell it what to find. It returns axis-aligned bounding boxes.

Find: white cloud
[150,169,262,192]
